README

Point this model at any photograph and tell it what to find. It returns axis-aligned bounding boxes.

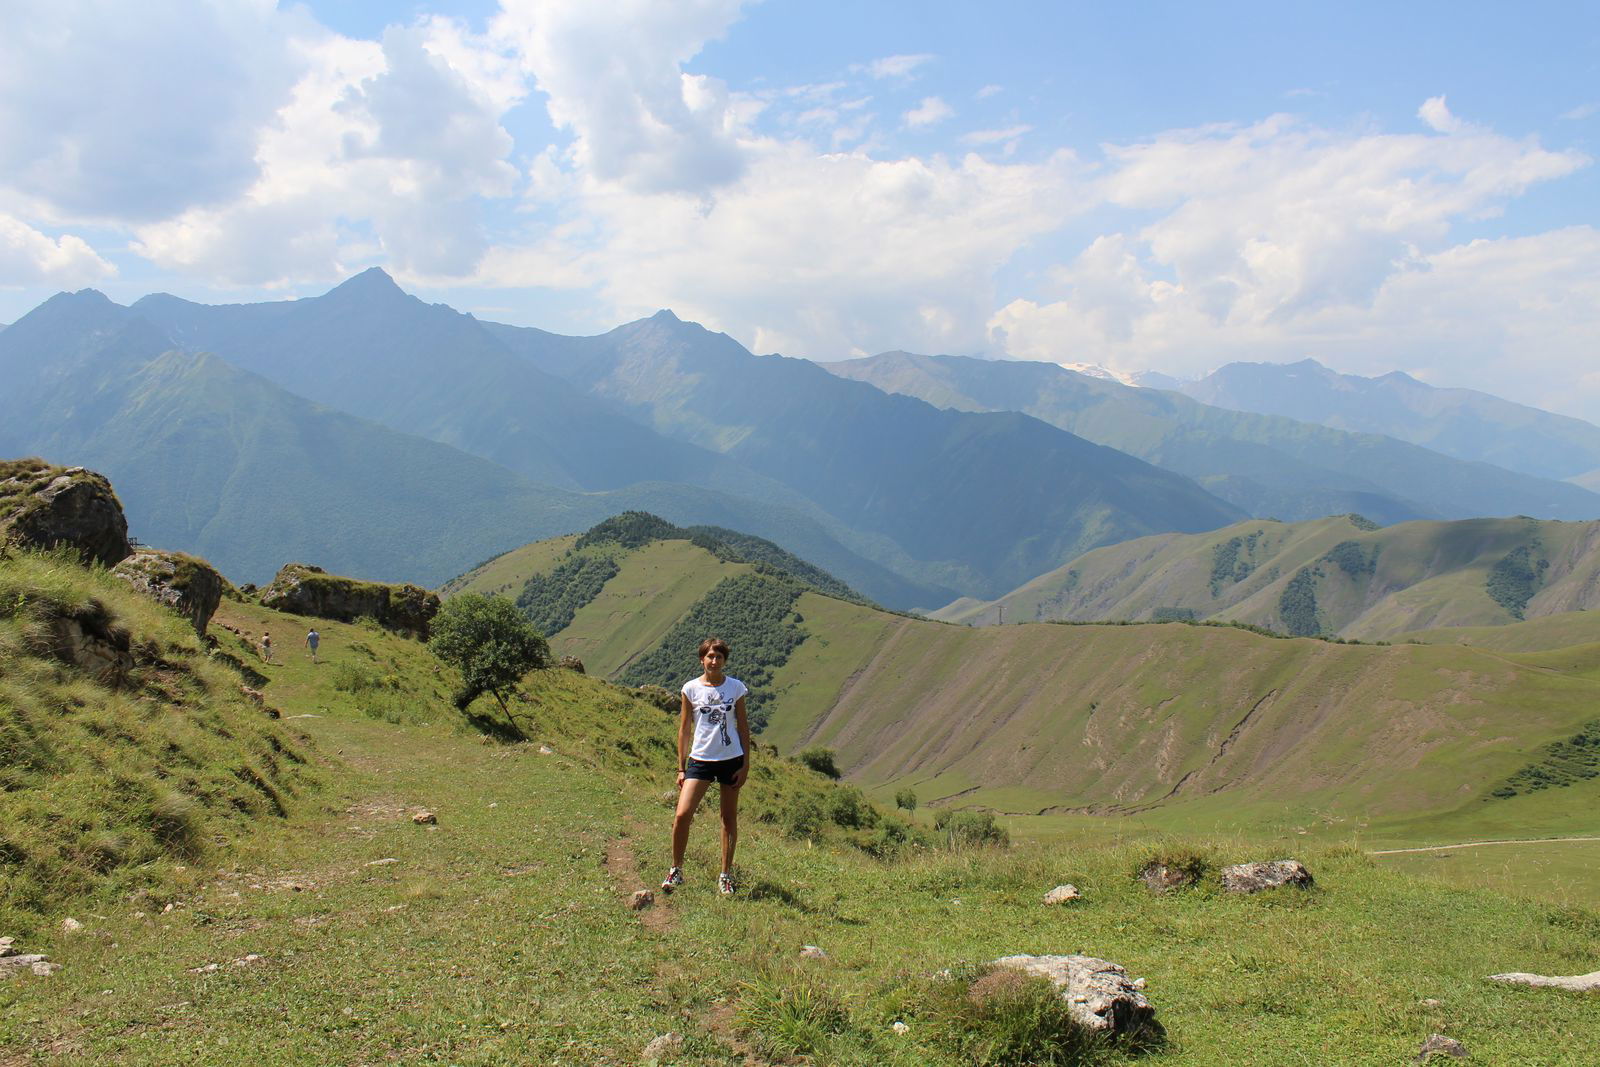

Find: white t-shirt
[682,675,748,761]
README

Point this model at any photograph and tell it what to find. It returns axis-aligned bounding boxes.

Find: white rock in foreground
[1043,884,1082,905]
[990,954,1159,1036]
[1488,969,1600,992]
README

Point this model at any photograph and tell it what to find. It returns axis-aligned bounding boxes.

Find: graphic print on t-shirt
[698,697,733,748]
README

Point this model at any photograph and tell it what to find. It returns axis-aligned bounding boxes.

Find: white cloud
[0,214,115,287]
[1561,102,1599,121]
[1418,95,1464,134]
[904,97,954,129]
[488,145,1084,358]
[963,125,1032,145]
[133,18,527,285]
[990,106,1598,417]
[976,84,1002,99]
[865,53,934,80]
[492,0,749,194]
[0,0,304,223]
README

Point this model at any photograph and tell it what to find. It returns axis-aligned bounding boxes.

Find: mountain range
[1177,357,1600,483]
[5,271,1242,604]
[826,352,1600,526]
[8,268,1600,612]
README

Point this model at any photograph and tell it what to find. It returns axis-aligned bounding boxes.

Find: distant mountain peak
[651,308,681,323]
[324,267,409,304]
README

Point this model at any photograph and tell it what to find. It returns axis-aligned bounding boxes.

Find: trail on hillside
[1369,835,1600,855]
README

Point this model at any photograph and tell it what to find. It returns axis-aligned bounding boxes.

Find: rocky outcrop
[114,549,224,636]
[1221,860,1314,893]
[1043,884,1082,905]
[989,954,1159,1037]
[34,599,134,686]
[258,563,440,638]
[0,459,130,566]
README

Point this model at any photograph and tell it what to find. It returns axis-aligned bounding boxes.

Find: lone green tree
[427,594,550,724]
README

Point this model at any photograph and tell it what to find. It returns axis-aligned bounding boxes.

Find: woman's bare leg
[719,783,741,873]
[671,778,714,867]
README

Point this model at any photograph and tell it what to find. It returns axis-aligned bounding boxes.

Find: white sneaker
[660,866,683,894]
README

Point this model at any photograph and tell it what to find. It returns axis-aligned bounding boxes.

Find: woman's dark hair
[697,636,730,658]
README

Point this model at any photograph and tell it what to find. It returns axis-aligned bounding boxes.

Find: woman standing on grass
[662,637,751,896]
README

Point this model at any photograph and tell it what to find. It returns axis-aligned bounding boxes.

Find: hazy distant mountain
[129,268,761,494]
[825,351,1600,524]
[1179,358,1600,482]
[486,313,1246,598]
[938,512,1600,642]
[0,290,949,602]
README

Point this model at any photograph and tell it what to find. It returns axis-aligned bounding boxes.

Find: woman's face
[701,648,726,674]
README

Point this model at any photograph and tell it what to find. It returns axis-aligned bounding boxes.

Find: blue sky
[2,1,1597,417]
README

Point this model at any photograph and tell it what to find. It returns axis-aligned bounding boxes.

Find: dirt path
[1369,835,1600,855]
[604,818,676,933]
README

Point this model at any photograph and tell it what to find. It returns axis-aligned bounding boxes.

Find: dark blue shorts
[685,755,745,785]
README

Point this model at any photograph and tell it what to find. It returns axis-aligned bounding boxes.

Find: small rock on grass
[1415,1033,1468,1061]
[61,917,84,934]
[1487,969,1600,992]
[1139,864,1197,893]
[989,954,1158,1037]
[631,890,654,910]
[1221,860,1313,893]
[411,811,437,825]
[800,945,827,959]
[0,936,16,957]
[1043,884,1082,905]
[642,1032,682,1061]
[365,857,399,867]
[1,953,57,978]
[891,1020,909,1034]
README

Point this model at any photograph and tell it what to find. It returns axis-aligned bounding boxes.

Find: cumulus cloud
[0,0,303,222]
[492,0,749,194]
[133,18,527,284]
[481,144,1083,356]
[1418,95,1464,134]
[0,214,115,287]
[904,97,953,129]
[990,106,1597,416]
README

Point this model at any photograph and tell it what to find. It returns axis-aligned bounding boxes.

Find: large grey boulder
[1221,860,1313,893]
[0,460,130,566]
[114,549,224,636]
[990,954,1158,1036]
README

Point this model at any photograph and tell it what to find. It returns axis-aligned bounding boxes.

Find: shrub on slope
[0,548,316,923]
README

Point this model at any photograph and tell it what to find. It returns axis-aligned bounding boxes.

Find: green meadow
[4,541,1598,1064]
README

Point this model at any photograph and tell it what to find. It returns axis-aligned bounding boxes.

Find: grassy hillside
[766,605,1600,837]
[0,550,317,930]
[940,513,1600,643]
[5,552,1599,1063]
[441,524,1600,851]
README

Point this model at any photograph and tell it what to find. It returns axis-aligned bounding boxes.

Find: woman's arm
[676,693,694,787]
[732,694,752,787]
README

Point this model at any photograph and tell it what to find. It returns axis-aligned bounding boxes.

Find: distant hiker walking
[662,637,751,897]
[260,632,274,664]
[305,628,320,663]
